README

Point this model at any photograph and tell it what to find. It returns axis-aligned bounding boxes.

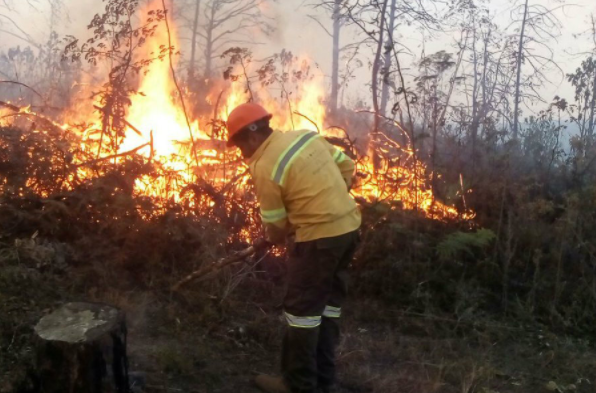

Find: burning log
[171,245,255,291]
[33,302,129,393]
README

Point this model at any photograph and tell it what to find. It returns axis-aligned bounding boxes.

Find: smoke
[0,0,594,112]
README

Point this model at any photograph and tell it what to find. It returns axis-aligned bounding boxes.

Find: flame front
[2,0,472,237]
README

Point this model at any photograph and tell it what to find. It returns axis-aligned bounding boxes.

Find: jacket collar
[247,130,280,166]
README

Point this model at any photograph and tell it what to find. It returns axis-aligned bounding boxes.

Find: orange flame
[3,0,473,231]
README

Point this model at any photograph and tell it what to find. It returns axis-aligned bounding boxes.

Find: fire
[1,0,473,230]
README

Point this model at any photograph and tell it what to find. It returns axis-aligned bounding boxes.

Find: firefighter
[226,103,361,393]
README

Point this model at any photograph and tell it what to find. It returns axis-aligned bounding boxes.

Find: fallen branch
[0,100,67,134]
[76,142,151,167]
[0,100,22,112]
[171,245,256,292]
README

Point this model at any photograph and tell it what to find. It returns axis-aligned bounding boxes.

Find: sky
[0,0,595,115]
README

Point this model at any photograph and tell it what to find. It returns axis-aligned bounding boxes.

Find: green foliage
[437,229,496,262]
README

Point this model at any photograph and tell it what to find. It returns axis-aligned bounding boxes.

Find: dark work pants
[281,230,359,393]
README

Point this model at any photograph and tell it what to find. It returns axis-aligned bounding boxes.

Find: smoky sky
[0,0,595,115]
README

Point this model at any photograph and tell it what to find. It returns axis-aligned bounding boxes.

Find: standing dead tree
[309,0,369,113]
[566,15,596,143]
[0,1,41,49]
[378,0,438,118]
[509,0,566,139]
[309,0,346,114]
[565,29,596,181]
[176,0,203,82]
[342,0,388,133]
[343,0,438,129]
[199,0,273,78]
[0,0,79,110]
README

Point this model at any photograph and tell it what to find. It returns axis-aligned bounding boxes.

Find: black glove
[253,238,273,251]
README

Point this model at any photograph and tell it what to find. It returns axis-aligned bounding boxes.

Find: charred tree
[34,302,129,393]
[512,0,529,140]
[330,0,342,113]
[188,0,202,82]
[309,0,351,113]
[371,0,389,132]
[379,0,397,117]
[510,0,564,139]
[200,0,271,78]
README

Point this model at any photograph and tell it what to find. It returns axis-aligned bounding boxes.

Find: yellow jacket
[248,130,361,243]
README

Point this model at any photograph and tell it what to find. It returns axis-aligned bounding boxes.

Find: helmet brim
[226,114,272,148]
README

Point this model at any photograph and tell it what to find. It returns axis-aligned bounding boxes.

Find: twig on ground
[6,324,20,352]
[171,246,256,291]
[220,251,270,304]
[389,309,524,331]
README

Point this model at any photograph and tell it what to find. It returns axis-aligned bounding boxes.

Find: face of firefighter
[234,130,266,160]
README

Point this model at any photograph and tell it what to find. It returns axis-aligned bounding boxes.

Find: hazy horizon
[0,0,595,118]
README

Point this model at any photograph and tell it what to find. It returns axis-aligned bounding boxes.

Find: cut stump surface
[34,302,129,393]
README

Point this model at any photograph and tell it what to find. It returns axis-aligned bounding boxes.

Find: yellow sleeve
[253,169,289,245]
[324,138,356,189]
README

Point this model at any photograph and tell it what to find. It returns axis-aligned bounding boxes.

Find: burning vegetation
[3,0,596,392]
[1,0,471,243]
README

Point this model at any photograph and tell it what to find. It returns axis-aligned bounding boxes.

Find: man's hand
[253,238,273,251]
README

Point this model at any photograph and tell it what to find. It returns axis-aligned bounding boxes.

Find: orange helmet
[226,103,272,146]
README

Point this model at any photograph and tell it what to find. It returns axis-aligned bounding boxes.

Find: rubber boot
[255,375,291,393]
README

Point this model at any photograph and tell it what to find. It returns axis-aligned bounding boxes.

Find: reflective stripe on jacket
[248,130,361,243]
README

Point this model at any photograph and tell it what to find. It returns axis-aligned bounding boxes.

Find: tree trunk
[329,0,341,113]
[204,4,216,79]
[470,13,479,147]
[587,60,596,137]
[372,0,390,132]
[371,0,390,173]
[188,0,202,82]
[476,25,491,147]
[34,302,129,393]
[513,0,529,139]
[380,0,397,117]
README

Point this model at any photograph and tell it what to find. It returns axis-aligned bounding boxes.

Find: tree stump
[33,302,129,393]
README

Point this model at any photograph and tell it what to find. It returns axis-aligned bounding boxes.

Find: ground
[1,257,595,393]
[124,292,595,393]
